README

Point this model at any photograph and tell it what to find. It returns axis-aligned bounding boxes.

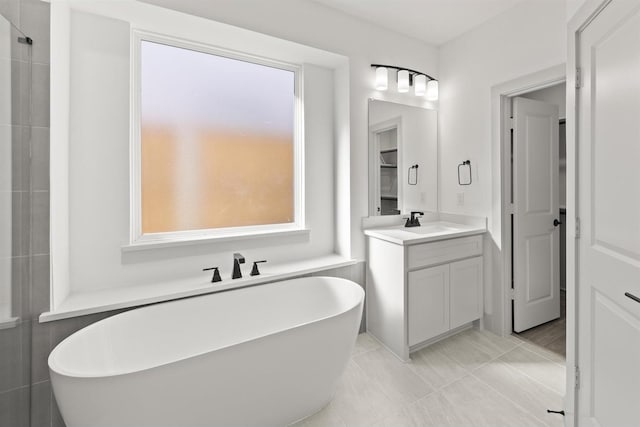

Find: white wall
[141,0,440,260]
[438,0,566,333]
[51,2,349,298]
[51,0,439,301]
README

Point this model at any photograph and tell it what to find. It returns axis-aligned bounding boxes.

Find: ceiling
[310,0,525,46]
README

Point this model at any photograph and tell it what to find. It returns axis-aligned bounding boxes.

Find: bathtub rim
[48,276,364,379]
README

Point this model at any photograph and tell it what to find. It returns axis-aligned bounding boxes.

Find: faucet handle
[250,260,267,276]
[203,267,222,283]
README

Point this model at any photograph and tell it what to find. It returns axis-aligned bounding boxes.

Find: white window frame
[129,30,305,246]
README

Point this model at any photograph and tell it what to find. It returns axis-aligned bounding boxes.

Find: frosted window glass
[140,41,295,234]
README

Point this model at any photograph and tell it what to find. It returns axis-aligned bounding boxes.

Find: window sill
[122,227,311,253]
[39,254,359,323]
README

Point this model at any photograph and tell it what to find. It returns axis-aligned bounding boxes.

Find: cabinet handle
[625,292,640,304]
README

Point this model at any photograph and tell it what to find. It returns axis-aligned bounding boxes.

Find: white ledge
[0,317,19,330]
[122,228,311,252]
[39,254,359,323]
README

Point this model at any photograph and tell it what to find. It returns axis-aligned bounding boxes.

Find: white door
[513,97,560,332]
[577,2,640,425]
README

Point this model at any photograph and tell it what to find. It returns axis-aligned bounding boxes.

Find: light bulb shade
[397,70,409,93]
[414,74,427,96]
[426,79,439,101]
[375,67,388,90]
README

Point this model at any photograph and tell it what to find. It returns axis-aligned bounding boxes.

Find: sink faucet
[405,211,424,228]
[232,253,245,279]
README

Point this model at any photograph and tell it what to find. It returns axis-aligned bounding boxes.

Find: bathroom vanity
[364,219,486,361]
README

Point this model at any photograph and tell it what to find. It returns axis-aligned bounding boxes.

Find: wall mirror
[368,99,438,216]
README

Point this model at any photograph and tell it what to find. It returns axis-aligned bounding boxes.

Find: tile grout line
[518,339,567,368]
[467,369,557,427]
[405,347,472,392]
[0,384,30,396]
[350,339,435,425]
[491,346,567,396]
[468,335,567,392]
[439,332,525,374]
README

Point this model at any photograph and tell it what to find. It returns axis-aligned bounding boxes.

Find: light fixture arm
[370,64,437,82]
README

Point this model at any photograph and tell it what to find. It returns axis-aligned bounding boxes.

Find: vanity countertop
[364,220,486,246]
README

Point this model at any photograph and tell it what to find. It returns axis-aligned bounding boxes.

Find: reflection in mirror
[368,100,437,216]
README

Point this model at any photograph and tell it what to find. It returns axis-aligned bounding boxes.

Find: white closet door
[513,97,560,332]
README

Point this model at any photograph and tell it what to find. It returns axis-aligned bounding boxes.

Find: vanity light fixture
[414,74,427,96]
[375,66,388,90]
[371,64,438,100]
[397,70,410,93]
[426,79,439,101]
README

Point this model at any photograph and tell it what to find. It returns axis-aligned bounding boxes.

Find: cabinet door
[408,265,450,346]
[450,256,483,330]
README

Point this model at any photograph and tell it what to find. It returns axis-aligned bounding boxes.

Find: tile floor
[293,328,566,427]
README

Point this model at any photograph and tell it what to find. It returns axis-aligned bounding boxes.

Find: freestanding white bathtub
[49,276,364,427]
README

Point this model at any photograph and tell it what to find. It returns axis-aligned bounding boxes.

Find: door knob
[553,219,563,227]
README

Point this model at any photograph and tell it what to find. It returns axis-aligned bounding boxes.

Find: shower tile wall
[0,0,50,426]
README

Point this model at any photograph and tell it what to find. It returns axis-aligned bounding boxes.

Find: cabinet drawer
[408,235,483,270]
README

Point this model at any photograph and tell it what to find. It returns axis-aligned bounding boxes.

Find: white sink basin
[364,221,486,245]
[405,224,459,234]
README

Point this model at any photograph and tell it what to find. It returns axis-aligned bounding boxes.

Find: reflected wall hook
[458,160,472,185]
[408,164,419,185]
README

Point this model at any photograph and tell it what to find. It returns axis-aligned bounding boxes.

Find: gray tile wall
[0,1,50,426]
[0,3,366,425]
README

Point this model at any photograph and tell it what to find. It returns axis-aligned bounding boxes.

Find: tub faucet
[232,253,245,279]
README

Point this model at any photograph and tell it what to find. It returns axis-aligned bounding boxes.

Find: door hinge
[575,217,581,239]
[575,67,582,89]
[575,366,581,389]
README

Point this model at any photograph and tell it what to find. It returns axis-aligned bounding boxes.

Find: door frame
[494,65,565,337]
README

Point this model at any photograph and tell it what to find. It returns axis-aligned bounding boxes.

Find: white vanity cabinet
[366,230,484,361]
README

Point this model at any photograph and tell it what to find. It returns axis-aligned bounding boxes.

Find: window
[132,34,303,243]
